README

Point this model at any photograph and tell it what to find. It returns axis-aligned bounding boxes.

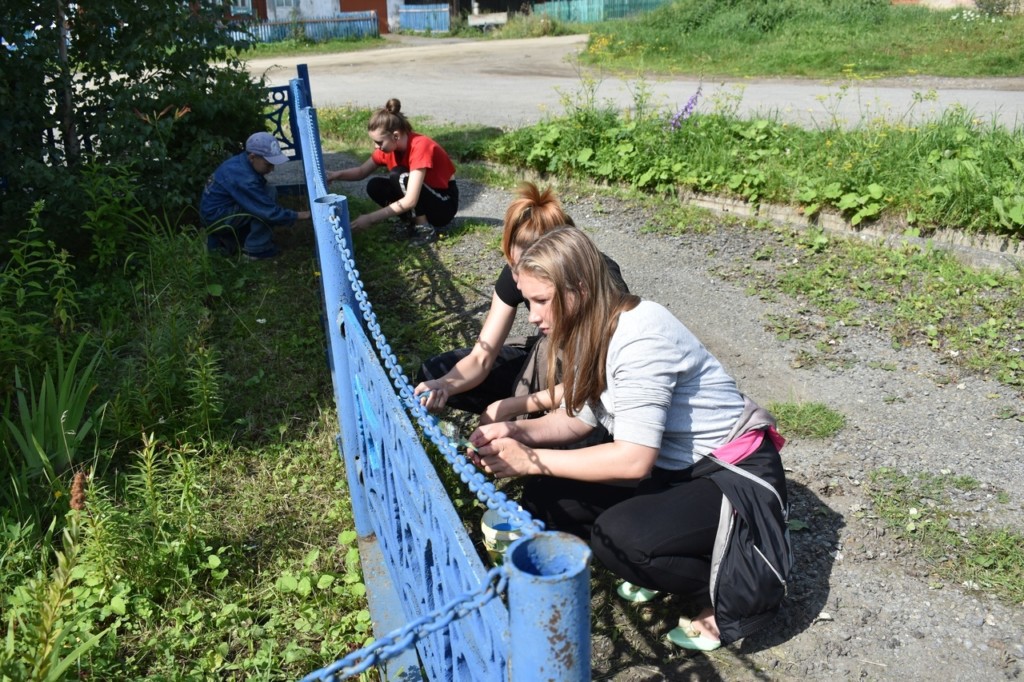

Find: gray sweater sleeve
[595,301,745,468]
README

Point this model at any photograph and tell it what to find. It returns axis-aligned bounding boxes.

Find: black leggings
[520,438,785,606]
[521,475,722,605]
[416,337,539,414]
[366,166,459,228]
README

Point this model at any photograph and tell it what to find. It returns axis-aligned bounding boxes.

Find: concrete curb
[680,189,1024,273]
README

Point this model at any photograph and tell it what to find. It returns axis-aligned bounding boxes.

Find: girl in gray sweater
[468,226,787,651]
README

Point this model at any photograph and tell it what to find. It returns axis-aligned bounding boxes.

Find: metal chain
[304,567,508,681]
[326,212,543,535]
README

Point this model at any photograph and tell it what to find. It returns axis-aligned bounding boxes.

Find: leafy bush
[0,0,266,256]
[975,0,1021,16]
[485,84,1024,239]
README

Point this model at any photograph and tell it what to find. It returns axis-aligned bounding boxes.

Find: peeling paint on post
[506,531,592,682]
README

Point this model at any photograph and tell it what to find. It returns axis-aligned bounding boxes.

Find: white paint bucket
[481,508,523,564]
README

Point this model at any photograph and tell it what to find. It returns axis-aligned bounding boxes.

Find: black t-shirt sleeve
[603,254,629,293]
[495,253,627,307]
[494,264,524,307]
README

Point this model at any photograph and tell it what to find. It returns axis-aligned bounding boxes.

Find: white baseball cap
[245,132,289,165]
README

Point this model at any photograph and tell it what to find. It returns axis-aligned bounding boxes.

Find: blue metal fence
[286,77,592,681]
[233,13,379,43]
[397,4,450,32]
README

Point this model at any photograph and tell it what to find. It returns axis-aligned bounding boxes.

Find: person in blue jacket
[200,132,311,259]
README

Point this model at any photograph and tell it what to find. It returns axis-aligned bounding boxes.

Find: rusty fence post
[506,531,592,682]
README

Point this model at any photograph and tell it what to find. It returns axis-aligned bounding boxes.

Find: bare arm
[415,291,516,411]
[350,167,428,232]
[480,384,564,424]
[325,157,378,183]
[470,415,658,483]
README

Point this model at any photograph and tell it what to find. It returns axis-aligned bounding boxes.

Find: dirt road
[248,34,1024,130]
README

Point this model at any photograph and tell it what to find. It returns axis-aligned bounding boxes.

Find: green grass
[234,35,384,60]
[583,1,1024,79]
[0,208,378,679]
[767,401,846,439]
[867,467,1024,605]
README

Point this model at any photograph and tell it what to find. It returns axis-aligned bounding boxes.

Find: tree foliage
[0,0,266,257]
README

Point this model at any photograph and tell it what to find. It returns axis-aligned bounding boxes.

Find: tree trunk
[56,0,80,165]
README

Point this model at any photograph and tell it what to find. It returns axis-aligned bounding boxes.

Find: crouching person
[200,131,311,260]
[467,226,791,651]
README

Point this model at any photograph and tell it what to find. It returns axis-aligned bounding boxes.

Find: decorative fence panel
[531,0,669,22]
[235,12,379,43]
[286,76,592,681]
[397,4,451,32]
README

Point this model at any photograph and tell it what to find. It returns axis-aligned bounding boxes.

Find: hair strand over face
[515,227,639,415]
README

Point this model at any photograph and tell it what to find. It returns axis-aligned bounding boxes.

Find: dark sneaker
[391,221,417,241]
[207,233,238,256]
[409,224,438,247]
[244,244,280,260]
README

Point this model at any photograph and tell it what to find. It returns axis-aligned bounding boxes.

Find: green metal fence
[531,0,670,23]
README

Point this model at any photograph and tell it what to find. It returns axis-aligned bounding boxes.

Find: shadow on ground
[589,481,844,681]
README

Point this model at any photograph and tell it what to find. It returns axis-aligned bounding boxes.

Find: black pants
[366,166,459,228]
[416,336,540,414]
[520,436,785,607]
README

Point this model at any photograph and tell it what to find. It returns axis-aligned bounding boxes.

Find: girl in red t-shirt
[326,98,458,245]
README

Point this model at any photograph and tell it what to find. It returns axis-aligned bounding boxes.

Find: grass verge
[866,467,1024,605]
[583,1,1024,79]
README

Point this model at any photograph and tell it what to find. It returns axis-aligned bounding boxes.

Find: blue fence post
[506,532,592,681]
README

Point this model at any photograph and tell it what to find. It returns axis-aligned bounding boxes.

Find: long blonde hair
[500,182,574,264]
[515,227,639,415]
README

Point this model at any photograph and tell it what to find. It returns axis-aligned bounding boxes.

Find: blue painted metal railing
[230,13,379,43]
[286,77,592,681]
[397,4,450,32]
[265,63,311,196]
[266,63,311,162]
[532,0,670,22]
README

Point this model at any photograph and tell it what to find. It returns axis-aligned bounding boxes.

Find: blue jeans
[205,186,278,256]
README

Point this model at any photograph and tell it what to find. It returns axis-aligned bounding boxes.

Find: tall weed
[104,214,218,439]
[1,515,110,682]
[3,336,106,479]
[0,203,80,399]
[80,164,148,273]
[486,82,1024,238]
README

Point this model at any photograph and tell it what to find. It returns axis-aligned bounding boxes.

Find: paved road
[249,34,1024,130]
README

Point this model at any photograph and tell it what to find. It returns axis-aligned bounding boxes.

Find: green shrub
[0,0,266,251]
[0,205,80,396]
[975,0,1021,16]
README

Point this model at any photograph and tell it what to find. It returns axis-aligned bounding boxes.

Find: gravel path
[309,166,1023,680]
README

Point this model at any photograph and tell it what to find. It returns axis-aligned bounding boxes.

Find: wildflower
[71,471,87,511]
[668,86,702,132]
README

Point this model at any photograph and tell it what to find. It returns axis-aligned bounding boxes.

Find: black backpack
[693,449,793,646]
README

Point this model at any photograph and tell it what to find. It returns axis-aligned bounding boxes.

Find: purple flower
[668,86,702,131]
